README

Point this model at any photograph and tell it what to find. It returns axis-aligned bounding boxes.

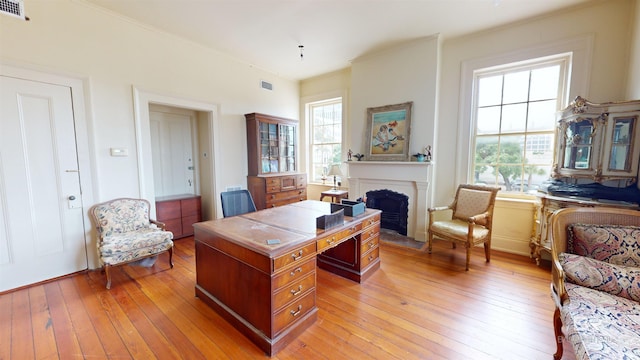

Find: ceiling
[82,0,594,81]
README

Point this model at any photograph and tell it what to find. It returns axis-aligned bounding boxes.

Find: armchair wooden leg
[427,231,433,253]
[168,247,174,268]
[484,242,491,263]
[104,264,112,290]
[465,246,471,271]
[553,308,564,360]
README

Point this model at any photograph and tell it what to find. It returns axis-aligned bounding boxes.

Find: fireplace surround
[347,161,432,241]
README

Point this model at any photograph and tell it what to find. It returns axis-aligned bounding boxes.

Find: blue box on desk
[330,200,365,217]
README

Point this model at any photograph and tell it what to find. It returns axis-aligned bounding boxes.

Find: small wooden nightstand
[320,189,349,203]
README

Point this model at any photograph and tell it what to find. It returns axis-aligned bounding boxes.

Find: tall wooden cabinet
[245,113,306,209]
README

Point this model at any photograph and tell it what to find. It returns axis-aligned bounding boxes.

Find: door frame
[0,64,97,268]
[133,87,221,220]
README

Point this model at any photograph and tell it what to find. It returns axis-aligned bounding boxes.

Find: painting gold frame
[365,101,412,161]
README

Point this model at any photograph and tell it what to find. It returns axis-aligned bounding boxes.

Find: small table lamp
[327,164,343,190]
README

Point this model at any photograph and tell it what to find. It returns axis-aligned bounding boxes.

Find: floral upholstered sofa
[550,207,640,360]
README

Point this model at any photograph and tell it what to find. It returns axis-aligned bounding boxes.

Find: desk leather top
[193,200,379,257]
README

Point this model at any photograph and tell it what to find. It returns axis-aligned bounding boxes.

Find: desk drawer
[361,235,379,254]
[360,247,379,269]
[360,225,379,242]
[316,224,362,252]
[273,243,316,271]
[362,213,381,228]
[273,290,316,335]
[273,272,316,310]
[273,257,315,289]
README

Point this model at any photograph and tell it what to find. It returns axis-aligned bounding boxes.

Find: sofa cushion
[560,252,640,303]
[561,283,640,360]
[567,224,640,267]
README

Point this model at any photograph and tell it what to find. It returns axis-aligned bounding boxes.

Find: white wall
[0,0,299,205]
[350,36,439,162]
[628,0,640,99]
[437,0,634,206]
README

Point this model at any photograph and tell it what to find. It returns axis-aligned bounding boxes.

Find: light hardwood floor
[1,237,576,359]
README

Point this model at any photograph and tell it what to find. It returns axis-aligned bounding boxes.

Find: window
[471,55,570,193]
[308,98,342,183]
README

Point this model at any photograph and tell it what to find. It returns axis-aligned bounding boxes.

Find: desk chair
[427,184,500,270]
[221,189,257,217]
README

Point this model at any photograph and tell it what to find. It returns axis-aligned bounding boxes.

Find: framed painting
[365,101,413,161]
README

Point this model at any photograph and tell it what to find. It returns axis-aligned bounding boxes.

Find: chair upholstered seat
[429,219,490,242]
[427,184,500,270]
[99,227,173,264]
[91,198,174,289]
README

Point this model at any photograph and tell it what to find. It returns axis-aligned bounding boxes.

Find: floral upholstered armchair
[90,198,174,289]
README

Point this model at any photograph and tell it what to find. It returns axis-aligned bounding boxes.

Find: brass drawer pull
[290,267,302,276]
[368,255,374,261]
[326,237,336,245]
[291,250,304,260]
[290,285,303,296]
[368,241,375,248]
[290,305,302,317]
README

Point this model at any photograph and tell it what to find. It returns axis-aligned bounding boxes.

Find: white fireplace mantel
[346,161,432,241]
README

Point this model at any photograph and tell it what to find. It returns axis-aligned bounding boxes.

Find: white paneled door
[150,109,195,197]
[0,76,87,292]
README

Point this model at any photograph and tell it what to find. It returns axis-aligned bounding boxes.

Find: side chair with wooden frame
[427,184,500,270]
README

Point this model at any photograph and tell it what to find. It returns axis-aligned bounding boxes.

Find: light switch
[110,148,129,157]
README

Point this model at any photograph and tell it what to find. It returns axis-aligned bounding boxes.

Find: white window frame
[305,97,344,184]
[470,55,571,193]
[457,36,593,198]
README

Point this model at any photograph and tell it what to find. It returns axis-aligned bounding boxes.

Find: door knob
[68,195,76,200]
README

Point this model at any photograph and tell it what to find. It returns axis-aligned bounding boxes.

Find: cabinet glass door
[562,118,595,170]
[259,122,279,173]
[608,116,635,171]
[279,124,296,172]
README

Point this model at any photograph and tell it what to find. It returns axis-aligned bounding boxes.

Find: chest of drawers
[248,173,307,209]
[155,194,201,239]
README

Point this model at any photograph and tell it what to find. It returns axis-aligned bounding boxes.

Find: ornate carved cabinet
[553,96,640,184]
[246,113,307,209]
[531,97,640,264]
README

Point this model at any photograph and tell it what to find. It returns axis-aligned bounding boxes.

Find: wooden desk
[193,200,381,356]
[320,189,348,202]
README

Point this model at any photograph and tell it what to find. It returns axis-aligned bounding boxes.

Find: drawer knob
[290,305,303,317]
[368,255,375,261]
[291,250,304,261]
[290,285,303,296]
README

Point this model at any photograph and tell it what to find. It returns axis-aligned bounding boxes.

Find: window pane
[477,106,501,134]
[501,103,527,133]
[525,133,554,164]
[527,100,557,132]
[498,135,524,164]
[502,71,530,104]
[477,75,503,107]
[530,65,560,101]
[475,136,499,166]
